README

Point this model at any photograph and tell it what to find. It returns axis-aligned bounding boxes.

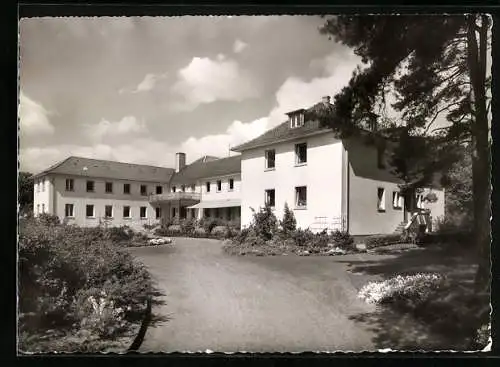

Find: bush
[251,205,278,240]
[330,230,354,250]
[37,213,60,226]
[107,226,134,243]
[18,219,159,351]
[365,233,403,248]
[180,219,196,236]
[292,228,315,247]
[280,202,296,234]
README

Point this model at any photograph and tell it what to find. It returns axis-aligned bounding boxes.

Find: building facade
[32,96,445,235]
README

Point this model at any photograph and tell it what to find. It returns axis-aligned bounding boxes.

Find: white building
[231,96,445,235]
[32,95,444,235]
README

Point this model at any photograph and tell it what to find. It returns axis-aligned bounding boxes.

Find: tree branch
[424,101,465,134]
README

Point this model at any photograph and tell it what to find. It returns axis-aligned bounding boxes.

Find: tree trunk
[467,15,491,293]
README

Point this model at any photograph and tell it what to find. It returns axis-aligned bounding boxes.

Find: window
[172,207,177,217]
[41,203,45,213]
[155,207,161,219]
[105,182,113,193]
[172,186,176,193]
[265,149,276,169]
[191,184,196,192]
[215,208,221,218]
[416,194,425,209]
[86,180,95,192]
[140,206,147,219]
[36,204,40,214]
[123,206,131,218]
[206,182,211,192]
[295,186,307,208]
[265,189,275,207]
[392,192,403,209]
[105,205,113,218]
[41,179,45,192]
[377,146,385,169]
[204,208,211,218]
[290,112,305,128]
[86,204,95,217]
[65,204,74,217]
[181,185,185,192]
[36,182,39,193]
[377,188,386,212]
[156,186,163,194]
[216,180,222,192]
[295,143,307,165]
[140,185,147,196]
[124,183,130,194]
[65,179,74,192]
[229,178,234,191]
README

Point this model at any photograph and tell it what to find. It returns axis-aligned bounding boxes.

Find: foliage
[358,273,445,305]
[280,202,297,234]
[250,205,278,240]
[292,228,315,247]
[37,213,61,226]
[364,233,403,248]
[18,218,160,351]
[180,219,196,235]
[19,171,34,214]
[330,229,355,250]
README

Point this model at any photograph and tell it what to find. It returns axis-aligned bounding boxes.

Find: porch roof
[187,199,241,209]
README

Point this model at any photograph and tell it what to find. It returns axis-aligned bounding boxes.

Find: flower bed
[18,216,162,353]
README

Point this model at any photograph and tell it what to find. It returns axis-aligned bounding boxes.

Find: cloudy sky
[19,16,363,173]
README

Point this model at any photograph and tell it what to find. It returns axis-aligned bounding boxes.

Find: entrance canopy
[187,199,241,209]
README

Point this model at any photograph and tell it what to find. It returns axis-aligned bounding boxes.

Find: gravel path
[129,238,378,353]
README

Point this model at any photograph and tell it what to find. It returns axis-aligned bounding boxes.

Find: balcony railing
[149,192,201,204]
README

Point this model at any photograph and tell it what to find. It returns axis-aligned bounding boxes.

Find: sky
[19,16,362,173]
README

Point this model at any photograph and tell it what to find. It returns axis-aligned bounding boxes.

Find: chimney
[175,152,186,173]
[322,96,331,105]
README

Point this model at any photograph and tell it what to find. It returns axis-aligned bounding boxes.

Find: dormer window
[287,109,305,128]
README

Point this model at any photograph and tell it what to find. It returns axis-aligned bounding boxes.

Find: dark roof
[170,155,241,185]
[231,102,335,152]
[32,156,175,183]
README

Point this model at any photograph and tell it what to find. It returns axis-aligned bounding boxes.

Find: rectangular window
[65,179,74,192]
[204,208,211,218]
[416,194,425,209]
[181,185,185,192]
[155,207,161,219]
[229,178,234,190]
[86,204,95,217]
[265,149,276,169]
[172,207,177,217]
[140,206,147,219]
[191,184,196,192]
[124,183,130,194]
[41,179,45,192]
[295,143,307,165]
[41,203,45,213]
[156,186,163,194]
[105,182,113,193]
[140,185,147,196]
[35,182,39,193]
[36,204,40,214]
[265,189,275,207]
[392,192,403,209]
[377,188,386,212]
[215,208,221,218]
[86,180,95,192]
[295,186,307,208]
[172,186,176,193]
[206,182,211,192]
[65,203,74,217]
[216,180,222,192]
[105,205,113,218]
[123,206,131,218]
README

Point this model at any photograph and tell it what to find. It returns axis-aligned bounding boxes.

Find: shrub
[330,230,354,250]
[365,233,403,248]
[180,219,196,236]
[18,219,159,351]
[292,228,315,247]
[199,217,223,234]
[107,226,134,243]
[250,205,278,240]
[37,213,60,226]
[143,223,158,231]
[358,273,445,305]
[167,225,182,233]
[280,202,297,234]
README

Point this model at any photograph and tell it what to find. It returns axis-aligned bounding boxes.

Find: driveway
[129,238,379,353]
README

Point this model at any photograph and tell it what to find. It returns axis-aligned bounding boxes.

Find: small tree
[280,202,297,234]
[250,205,278,240]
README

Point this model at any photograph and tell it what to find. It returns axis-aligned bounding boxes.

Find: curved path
[129,238,377,353]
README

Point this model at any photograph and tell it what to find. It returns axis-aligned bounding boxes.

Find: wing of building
[31,96,444,235]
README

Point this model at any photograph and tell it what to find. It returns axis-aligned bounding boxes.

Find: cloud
[18,92,55,136]
[233,39,247,53]
[119,72,168,94]
[171,56,260,111]
[85,116,148,142]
